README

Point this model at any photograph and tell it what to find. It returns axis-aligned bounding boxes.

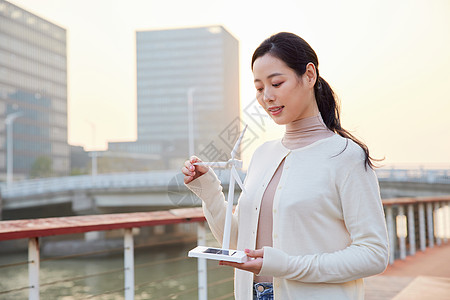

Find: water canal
[0,236,234,299]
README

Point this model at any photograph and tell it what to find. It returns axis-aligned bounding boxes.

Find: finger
[184,160,192,168]
[190,156,209,173]
[245,248,264,258]
[185,160,197,173]
[181,166,194,177]
[190,156,201,163]
[181,166,188,175]
[183,161,195,174]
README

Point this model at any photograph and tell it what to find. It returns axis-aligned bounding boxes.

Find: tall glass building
[125,25,241,169]
[0,0,69,180]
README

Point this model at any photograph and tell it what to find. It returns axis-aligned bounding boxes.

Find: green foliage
[70,168,88,176]
[29,156,53,178]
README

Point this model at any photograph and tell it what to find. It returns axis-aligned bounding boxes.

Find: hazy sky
[9,0,450,167]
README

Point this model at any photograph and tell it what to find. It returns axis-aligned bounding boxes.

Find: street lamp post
[85,120,97,176]
[91,151,98,177]
[187,87,195,157]
[5,112,23,187]
[187,87,207,300]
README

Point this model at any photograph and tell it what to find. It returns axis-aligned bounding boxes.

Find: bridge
[0,169,244,218]
[377,168,450,198]
[1,168,449,219]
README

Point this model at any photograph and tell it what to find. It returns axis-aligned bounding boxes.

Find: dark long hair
[251,32,380,169]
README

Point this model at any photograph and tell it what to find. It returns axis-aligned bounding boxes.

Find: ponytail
[315,76,381,170]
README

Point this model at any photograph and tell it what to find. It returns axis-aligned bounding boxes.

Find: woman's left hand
[219,248,264,274]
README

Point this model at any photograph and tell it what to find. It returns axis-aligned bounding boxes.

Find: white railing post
[434,202,442,246]
[426,202,434,248]
[385,206,395,264]
[397,206,407,260]
[445,201,450,243]
[418,203,426,251]
[197,222,208,300]
[124,228,134,300]
[407,204,416,255]
[28,237,39,300]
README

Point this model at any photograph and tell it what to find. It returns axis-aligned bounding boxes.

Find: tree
[30,156,53,178]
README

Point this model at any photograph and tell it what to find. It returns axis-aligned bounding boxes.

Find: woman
[182,32,389,300]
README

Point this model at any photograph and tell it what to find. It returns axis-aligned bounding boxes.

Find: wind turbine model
[188,125,249,263]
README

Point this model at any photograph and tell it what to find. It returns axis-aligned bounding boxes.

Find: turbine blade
[231,124,248,159]
[231,166,246,194]
[193,162,228,168]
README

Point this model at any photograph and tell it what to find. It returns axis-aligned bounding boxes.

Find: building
[0,0,69,180]
[109,25,241,170]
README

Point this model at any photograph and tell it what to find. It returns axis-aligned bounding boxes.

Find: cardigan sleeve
[258,156,389,283]
[185,168,240,249]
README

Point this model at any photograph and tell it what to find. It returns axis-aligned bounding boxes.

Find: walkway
[365,242,450,299]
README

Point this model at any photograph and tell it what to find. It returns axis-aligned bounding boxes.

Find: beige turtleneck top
[254,113,335,283]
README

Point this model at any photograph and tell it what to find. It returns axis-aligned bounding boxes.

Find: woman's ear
[304,62,317,87]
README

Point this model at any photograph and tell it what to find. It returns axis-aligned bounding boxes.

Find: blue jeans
[253,282,273,300]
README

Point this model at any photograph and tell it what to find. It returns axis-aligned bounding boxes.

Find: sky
[8,0,450,168]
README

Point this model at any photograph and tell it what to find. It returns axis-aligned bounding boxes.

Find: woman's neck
[282,113,334,150]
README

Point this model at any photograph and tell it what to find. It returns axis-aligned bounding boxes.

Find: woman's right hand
[182,156,209,184]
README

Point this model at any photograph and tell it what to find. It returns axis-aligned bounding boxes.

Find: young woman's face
[253,54,318,125]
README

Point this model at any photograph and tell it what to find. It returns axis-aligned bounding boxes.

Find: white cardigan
[186,134,389,300]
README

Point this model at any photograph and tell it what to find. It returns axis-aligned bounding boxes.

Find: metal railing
[0,197,449,299]
[0,208,219,300]
[0,169,243,199]
[383,196,450,264]
[0,170,179,198]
